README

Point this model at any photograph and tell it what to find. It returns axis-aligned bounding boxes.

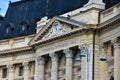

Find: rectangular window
[19,66,24,76]
[3,68,8,78]
[111,45,114,57]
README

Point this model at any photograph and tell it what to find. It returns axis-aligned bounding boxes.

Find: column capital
[79,44,89,55]
[7,64,15,73]
[111,38,120,48]
[23,62,29,70]
[49,53,58,62]
[36,56,45,65]
[64,48,73,58]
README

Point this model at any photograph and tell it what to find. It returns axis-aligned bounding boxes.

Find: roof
[0,0,120,40]
[0,15,4,19]
[0,0,88,40]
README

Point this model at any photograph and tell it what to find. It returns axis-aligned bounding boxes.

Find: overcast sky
[0,0,20,16]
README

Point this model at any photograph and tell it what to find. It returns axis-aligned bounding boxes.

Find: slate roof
[0,0,119,40]
[0,0,88,40]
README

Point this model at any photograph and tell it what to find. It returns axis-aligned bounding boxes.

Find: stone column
[49,53,58,80]
[8,64,14,80]
[64,48,73,80]
[112,38,120,80]
[39,57,45,80]
[100,44,107,80]
[23,62,29,80]
[79,45,87,80]
[34,56,45,80]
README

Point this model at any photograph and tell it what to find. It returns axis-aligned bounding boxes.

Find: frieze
[42,39,77,53]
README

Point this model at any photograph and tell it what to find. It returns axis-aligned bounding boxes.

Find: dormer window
[5,24,14,34]
[6,26,11,34]
[21,24,26,31]
[20,21,30,33]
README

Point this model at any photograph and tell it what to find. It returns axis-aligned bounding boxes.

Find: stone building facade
[0,0,120,80]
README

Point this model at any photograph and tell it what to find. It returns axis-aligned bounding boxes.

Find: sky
[0,0,20,16]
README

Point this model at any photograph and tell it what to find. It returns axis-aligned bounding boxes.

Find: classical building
[0,0,120,80]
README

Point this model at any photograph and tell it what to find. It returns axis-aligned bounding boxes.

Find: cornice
[98,14,120,33]
[0,46,34,56]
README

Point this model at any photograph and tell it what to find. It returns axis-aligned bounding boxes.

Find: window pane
[3,68,8,78]
[111,45,114,57]
[19,66,24,76]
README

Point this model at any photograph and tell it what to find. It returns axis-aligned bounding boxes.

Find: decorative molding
[0,46,34,56]
[79,44,89,54]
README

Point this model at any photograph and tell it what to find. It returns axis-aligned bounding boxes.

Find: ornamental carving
[42,22,72,40]
[79,44,89,55]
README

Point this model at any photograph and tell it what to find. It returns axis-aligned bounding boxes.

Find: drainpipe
[92,29,96,80]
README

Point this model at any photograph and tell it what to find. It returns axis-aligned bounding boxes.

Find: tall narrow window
[3,68,8,78]
[19,66,24,76]
[111,45,114,57]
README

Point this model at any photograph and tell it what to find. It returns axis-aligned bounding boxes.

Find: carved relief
[42,21,72,40]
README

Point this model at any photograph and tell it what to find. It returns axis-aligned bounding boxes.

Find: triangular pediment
[29,16,86,45]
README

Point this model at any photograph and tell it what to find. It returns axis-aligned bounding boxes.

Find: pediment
[29,16,86,45]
